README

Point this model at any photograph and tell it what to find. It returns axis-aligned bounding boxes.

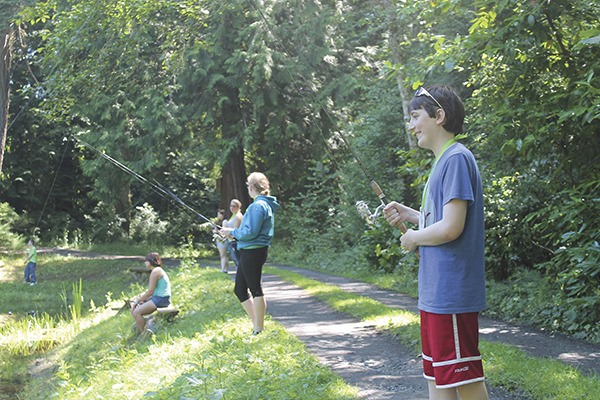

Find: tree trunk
[380,0,417,149]
[0,28,13,174]
[218,85,250,215]
[219,144,249,215]
[114,180,132,236]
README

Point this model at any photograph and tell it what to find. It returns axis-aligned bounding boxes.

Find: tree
[21,0,200,234]
[0,0,37,174]
[174,0,346,207]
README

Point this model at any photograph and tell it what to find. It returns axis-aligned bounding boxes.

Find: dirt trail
[267,264,600,377]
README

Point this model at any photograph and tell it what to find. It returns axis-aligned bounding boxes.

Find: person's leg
[24,263,30,282]
[240,298,256,326]
[229,242,240,270]
[243,247,268,333]
[218,245,229,272]
[131,301,157,333]
[427,381,457,400]
[252,296,266,332]
[30,263,37,283]
[234,250,255,326]
[456,381,488,400]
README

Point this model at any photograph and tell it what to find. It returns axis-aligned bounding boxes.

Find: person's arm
[136,269,162,303]
[400,199,467,251]
[233,213,243,229]
[221,204,264,240]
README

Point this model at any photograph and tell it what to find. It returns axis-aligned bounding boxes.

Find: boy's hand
[400,229,419,252]
[383,202,409,229]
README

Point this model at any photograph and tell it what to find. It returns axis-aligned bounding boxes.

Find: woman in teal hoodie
[221,172,279,335]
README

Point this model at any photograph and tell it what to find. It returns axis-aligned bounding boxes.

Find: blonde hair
[247,172,270,195]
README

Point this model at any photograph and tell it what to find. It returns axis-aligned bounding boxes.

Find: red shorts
[420,310,485,388]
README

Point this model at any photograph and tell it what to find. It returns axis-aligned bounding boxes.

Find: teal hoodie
[232,195,279,249]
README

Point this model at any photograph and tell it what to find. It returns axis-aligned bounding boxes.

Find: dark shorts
[420,310,485,388]
[152,295,171,308]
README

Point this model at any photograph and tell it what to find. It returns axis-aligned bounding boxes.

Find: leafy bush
[0,203,24,249]
[360,222,404,274]
[130,203,168,244]
[485,268,599,343]
[83,202,128,243]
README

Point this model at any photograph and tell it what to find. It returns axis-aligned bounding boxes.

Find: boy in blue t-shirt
[384,86,489,400]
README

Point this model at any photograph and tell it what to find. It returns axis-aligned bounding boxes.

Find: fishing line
[33,136,72,237]
[75,137,220,230]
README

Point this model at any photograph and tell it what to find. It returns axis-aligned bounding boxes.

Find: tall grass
[59,278,83,322]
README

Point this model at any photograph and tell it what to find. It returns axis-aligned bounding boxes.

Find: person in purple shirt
[384,86,489,400]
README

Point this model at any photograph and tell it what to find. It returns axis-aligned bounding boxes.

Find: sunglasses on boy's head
[415,87,444,111]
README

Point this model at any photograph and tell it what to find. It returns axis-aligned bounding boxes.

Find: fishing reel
[355,200,384,225]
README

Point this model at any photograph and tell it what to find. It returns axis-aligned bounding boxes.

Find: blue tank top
[153,273,171,297]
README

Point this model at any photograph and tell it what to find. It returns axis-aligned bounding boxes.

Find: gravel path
[268,264,600,377]
[263,270,534,399]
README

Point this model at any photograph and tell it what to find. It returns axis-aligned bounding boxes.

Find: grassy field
[0,253,356,399]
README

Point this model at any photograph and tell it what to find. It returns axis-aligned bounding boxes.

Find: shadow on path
[264,276,429,400]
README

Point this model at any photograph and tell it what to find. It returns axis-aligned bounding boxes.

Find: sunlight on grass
[482,341,600,399]
[2,256,358,400]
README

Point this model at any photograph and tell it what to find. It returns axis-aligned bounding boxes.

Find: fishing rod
[337,133,408,233]
[76,137,221,232]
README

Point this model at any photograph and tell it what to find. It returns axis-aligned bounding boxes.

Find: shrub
[130,203,168,244]
[0,203,24,249]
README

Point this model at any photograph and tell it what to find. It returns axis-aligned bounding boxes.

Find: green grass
[0,255,357,400]
[265,266,600,400]
[2,250,598,400]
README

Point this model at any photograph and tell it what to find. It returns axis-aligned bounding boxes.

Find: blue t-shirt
[419,143,486,314]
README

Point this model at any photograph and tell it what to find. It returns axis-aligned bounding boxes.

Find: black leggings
[234,247,268,302]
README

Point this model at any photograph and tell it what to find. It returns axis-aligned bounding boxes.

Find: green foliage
[0,203,23,248]
[526,181,600,294]
[483,173,544,279]
[486,268,600,343]
[130,203,168,245]
[277,160,347,258]
[361,222,403,274]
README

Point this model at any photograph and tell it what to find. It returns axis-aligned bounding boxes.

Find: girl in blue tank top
[130,252,172,335]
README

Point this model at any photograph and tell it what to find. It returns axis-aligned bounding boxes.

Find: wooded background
[0,0,598,340]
